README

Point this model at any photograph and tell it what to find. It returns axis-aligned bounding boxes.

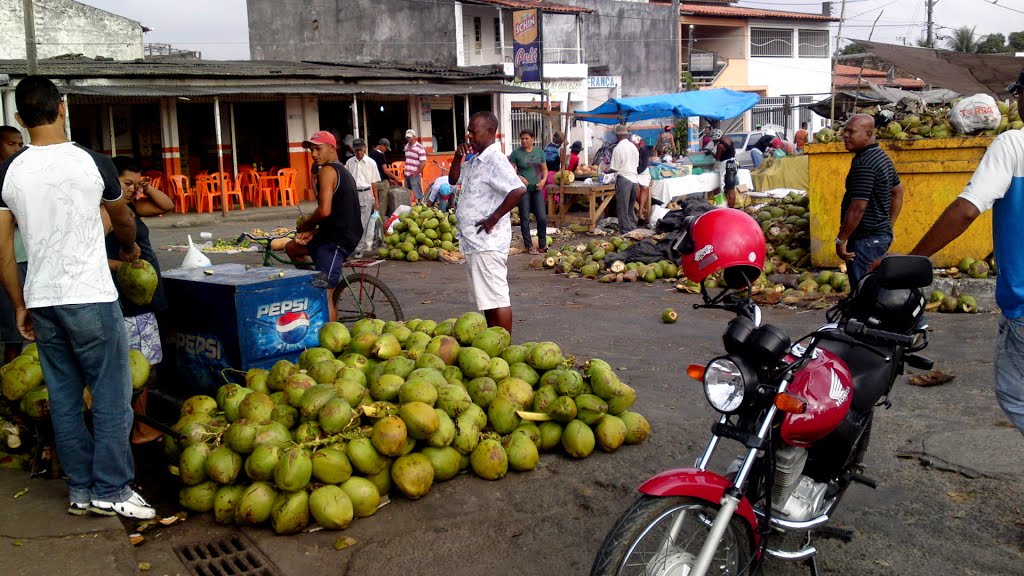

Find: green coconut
[308,485,354,530]
[470,438,508,480]
[244,444,282,482]
[274,447,313,492]
[341,477,381,518]
[392,453,435,500]
[311,447,353,484]
[179,481,218,513]
[235,482,278,525]
[562,419,596,458]
[271,489,309,535]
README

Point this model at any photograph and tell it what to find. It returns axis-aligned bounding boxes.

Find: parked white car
[725,128,779,169]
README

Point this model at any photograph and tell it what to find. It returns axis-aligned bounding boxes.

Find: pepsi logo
[276,311,310,344]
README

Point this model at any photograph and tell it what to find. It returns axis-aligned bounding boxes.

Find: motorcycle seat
[818,339,899,412]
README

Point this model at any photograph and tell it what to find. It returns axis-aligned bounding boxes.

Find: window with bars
[474,17,482,54]
[494,18,502,55]
[750,27,793,57]
[798,29,829,58]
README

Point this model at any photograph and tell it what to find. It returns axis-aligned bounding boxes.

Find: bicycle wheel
[333,273,404,322]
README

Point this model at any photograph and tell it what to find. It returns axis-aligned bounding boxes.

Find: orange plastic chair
[208,172,244,211]
[194,175,216,214]
[276,169,297,207]
[256,172,279,207]
[237,170,261,206]
[167,174,195,213]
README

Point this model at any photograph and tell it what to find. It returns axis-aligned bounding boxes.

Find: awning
[575,89,761,125]
[853,40,1024,96]
[59,82,542,98]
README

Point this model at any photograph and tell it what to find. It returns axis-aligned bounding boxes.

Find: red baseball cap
[302,130,337,149]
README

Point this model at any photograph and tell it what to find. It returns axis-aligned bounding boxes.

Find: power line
[983,0,1024,16]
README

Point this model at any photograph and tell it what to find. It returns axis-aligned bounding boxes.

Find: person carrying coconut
[100,156,175,444]
[448,112,526,334]
[0,76,155,519]
[905,69,1024,435]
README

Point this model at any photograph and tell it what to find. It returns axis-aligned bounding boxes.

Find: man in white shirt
[0,76,154,519]
[447,112,527,333]
[908,69,1024,434]
[607,124,639,232]
[344,138,380,255]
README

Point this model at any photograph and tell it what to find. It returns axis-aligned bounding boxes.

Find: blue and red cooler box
[162,264,328,394]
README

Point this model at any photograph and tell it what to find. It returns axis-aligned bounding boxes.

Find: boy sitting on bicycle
[287,131,363,321]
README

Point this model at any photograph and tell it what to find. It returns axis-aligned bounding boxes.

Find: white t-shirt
[455,143,524,254]
[344,155,378,190]
[0,142,123,308]
[610,139,639,183]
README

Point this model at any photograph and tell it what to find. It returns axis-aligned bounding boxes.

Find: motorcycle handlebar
[843,319,915,348]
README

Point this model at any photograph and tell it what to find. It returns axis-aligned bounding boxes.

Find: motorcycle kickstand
[802,533,820,576]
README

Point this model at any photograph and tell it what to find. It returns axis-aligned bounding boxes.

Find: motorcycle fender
[639,468,761,545]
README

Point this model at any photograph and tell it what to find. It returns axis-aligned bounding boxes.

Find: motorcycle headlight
[704,356,754,414]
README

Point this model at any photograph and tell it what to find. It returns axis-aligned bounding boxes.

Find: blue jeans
[405,175,423,203]
[847,232,892,290]
[33,302,135,504]
[996,316,1024,435]
[518,186,548,250]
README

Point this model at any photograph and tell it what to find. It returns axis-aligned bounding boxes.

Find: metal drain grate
[174,532,283,576]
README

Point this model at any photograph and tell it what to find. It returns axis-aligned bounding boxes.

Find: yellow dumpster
[805,137,994,268]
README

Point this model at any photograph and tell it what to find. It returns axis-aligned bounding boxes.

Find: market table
[545,182,617,230]
[650,169,753,204]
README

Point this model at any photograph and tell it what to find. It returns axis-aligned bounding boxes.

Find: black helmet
[845,274,926,334]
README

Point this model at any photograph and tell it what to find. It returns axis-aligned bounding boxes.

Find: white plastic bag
[179,235,212,269]
[949,94,1001,135]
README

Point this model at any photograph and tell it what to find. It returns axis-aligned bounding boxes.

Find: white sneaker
[91,490,156,520]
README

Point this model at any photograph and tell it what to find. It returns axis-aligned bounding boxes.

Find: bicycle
[237,231,403,323]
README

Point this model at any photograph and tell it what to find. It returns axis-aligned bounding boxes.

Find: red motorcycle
[591,209,934,576]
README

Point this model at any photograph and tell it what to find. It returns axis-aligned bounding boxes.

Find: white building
[0,0,145,61]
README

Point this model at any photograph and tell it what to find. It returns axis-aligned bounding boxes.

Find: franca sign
[512,9,542,83]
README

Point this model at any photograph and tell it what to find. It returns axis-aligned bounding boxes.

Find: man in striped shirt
[404,129,427,203]
[835,114,904,289]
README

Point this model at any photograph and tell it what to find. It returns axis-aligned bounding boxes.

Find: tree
[840,43,867,56]
[1010,31,1024,52]
[944,26,978,53]
[977,33,1008,54]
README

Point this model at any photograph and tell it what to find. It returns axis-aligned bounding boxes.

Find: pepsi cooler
[162,264,328,394]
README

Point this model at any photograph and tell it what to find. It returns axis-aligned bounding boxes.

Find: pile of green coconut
[167,313,651,535]
[529,236,680,284]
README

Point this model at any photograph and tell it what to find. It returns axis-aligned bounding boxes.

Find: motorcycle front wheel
[591,495,754,576]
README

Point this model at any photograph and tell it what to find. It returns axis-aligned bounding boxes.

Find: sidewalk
[144,201,319,231]
[0,469,138,576]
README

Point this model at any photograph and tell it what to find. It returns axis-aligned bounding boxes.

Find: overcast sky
[75,0,1020,61]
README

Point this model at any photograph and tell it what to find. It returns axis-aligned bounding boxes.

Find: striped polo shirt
[841,143,900,239]
[404,141,427,177]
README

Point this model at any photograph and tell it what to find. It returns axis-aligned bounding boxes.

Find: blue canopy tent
[575,89,761,124]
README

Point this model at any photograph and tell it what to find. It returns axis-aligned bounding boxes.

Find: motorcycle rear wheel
[591,495,754,576]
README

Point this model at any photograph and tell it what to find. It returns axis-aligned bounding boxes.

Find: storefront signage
[512,9,542,83]
[689,52,717,74]
[516,79,587,102]
[588,76,620,88]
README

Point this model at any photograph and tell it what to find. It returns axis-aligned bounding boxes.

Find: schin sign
[512,9,542,83]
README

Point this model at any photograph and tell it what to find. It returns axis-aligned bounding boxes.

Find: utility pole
[23,0,37,75]
[925,0,937,48]
[672,0,680,91]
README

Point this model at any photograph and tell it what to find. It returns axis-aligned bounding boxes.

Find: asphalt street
[119,208,1024,575]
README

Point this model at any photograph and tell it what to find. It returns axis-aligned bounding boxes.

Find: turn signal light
[775,393,807,414]
[687,364,705,382]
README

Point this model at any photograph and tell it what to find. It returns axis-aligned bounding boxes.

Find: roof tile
[676,2,838,22]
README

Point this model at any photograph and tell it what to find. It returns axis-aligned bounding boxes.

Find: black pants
[615,175,638,233]
[519,186,547,250]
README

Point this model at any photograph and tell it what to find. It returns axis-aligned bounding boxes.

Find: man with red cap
[287,131,362,320]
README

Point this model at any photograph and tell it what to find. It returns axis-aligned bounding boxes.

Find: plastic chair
[237,170,261,207]
[167,174,195,213]
[276,168,297,206]
[209,172,245,211]
[256,172,279,207]
[193,175,215,213]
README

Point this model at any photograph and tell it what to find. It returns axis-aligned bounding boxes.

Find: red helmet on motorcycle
[679,208,765,289]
